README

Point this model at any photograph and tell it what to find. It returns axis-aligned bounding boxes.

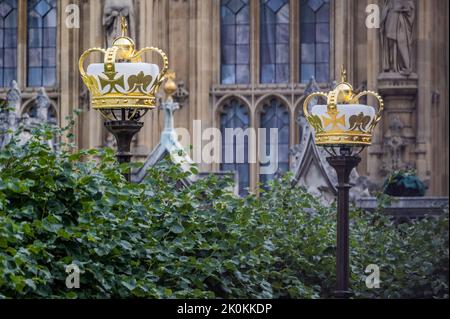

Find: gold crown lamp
[79,17,169,121]
[303,66,384,155]
[79,17,171,181]
[302,67,384,299]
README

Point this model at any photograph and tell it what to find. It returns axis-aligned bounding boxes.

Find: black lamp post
[78,17,169,181]
[303,67,384,298]
[326,147,361,298]
[104,119,143,181]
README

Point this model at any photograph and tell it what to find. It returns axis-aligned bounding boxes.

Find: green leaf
[170,223,185,234]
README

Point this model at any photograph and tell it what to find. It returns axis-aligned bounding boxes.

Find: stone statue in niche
[102,0,136,47]
[381,116,413,175]
[380,0,415,75]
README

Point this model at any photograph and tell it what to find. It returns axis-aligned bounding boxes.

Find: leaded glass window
[220,99,250,195]
[300,0,330,83]
[259,98,290,184]
[27,0,57,87]
[260,0,289,84]
[0,0,17,87]
[221,0,250,85]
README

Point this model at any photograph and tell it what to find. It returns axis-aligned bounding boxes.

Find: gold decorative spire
[164,70,177,101]
[340,65,347,83]
[121,16,128,37]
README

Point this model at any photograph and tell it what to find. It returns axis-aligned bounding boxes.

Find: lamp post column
[104,120,144,181]
[327,148,361,299]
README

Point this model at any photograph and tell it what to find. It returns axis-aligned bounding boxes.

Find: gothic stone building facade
[0,0,448,196]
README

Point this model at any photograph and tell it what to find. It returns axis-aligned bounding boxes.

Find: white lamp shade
[310,104,376,132]
[86,62,160,95]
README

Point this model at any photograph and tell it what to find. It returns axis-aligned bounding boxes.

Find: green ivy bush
[0,123,448,299]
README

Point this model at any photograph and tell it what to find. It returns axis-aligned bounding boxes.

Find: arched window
[259,98,290,184]
[0,0,18,87]
[300,0,330,83]
[27,0,57,87]
[220,0,250,85]
[220,99,250,195]
[260,0,290,84]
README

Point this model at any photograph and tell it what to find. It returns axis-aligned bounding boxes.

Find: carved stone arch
[20,98,37,116]
[216,96,252,195]
[255,95,291,184]
[21,98,58,122]
[20,91,58,126]
[255,94,291,133]
[215,94,252,128]
[255,93,291,116]
[215,94,251,114]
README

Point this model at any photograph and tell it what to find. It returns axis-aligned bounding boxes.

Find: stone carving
[36,88,51,123]
[104,132,117,149]
[161,98,180,135]
[291,115,337,203]
[1,85,57,148]
[381,116,412,174]
[132,97,195,184]
[79,85,90,111]
[102,0,136,47]
[6,81,22,115]
[30,88,57,149]
[173,81,189,105]
[0,81,22,148]
[431,90,440,105]
[380,0,415,75]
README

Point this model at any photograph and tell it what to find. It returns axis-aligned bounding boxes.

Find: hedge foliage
[0,123,448,299]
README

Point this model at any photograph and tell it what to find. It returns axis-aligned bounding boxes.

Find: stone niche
[377,72,418,177]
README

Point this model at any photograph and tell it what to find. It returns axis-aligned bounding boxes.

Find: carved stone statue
[6,80,22,129]
[380,0,415,75]
[102,0,135,47]
[36,88,51,123]
[381,116,413,174]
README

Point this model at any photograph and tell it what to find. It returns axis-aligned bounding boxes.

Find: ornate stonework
[381,116,413,174]
[380,0,416,75]
[102,0,136,47]
[0,0,447,196]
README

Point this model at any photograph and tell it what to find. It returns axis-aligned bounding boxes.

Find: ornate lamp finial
[121,16,128,37]
[340,65,347,83]
[164,71,177,101]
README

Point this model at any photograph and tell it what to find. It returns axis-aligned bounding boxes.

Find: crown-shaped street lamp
[303,67,384,298]
[79,17,169,181]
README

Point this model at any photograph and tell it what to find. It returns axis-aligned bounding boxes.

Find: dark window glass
[260,0,289,83]
[220,99,250,195]
[0,0,17,87]
[220,0,250,84]
[259,98,290,185]
[300,0,330,83]
[27,0,57,87]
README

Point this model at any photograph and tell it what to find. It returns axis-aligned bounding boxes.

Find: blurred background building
[0,0,448,197]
